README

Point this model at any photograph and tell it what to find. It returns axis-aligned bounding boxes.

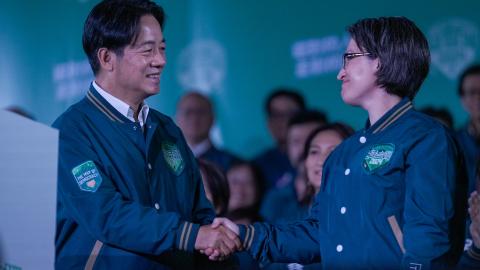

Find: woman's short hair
[348,17,430,99]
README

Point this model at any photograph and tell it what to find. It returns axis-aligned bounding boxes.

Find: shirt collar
[92,81,149,126]
[364,97,413,134]
[189,138,211,157]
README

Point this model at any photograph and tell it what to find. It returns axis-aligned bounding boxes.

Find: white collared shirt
[189,138,211,158]
[92,81,149,127]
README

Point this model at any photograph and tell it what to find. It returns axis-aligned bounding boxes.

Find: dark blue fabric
[199,144,239,172]
[254,147,294,190]
[260,181,309,224]
[455,125,480,195]
[457,246,480,269]
[243,99,467,270]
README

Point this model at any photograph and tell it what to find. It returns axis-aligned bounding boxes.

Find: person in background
[456,64,480,196]
[197,159,230,217]
[458,159,480,270]
[420,106,454,129]
[176,91,239,172]
[261,110,327,223]
[282,109,328,188]
[53,1,240,268]
[304,123,354,193]
[226,161,265,225]
[254,88,306,190]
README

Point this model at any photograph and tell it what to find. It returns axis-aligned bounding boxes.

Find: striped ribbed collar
[91,81,149,126]
[364,97,413,135]
[86,84,128,123]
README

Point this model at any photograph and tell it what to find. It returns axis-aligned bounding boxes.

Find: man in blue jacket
[212,16,467,270]
[53,1,240,269]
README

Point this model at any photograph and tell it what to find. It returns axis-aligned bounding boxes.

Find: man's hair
[83,0,165,75]
[287,109,328,129]
[347,17,430,99]
[458,64,480,96]
[264,87,306,116]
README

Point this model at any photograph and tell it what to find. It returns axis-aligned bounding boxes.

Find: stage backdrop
[1,0,479,158]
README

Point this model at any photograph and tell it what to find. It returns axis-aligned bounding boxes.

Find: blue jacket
[53,86,216,269]
[254,147,293,190]
[199,144,239,172]
[455,125,480,195]
[239,98,467,270]
[260,181,310,224]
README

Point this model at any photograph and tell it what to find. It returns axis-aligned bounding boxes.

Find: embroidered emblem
[362,143,395,173]
[162,141,185,176]
[72,160,103,192]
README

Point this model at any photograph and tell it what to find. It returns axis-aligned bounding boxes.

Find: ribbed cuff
[237,224,255,250]
[176,221,200,252]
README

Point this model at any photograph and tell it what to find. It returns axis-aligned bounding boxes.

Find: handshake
[194,218,242,261]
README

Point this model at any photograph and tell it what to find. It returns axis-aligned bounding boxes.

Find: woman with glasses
[209,17,466,270]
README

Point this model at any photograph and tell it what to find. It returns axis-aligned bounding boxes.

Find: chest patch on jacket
[162,141,185,176]
[362,143,395,173]
[71,160,103,192]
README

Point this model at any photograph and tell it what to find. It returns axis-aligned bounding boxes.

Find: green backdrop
[1,0,479,158]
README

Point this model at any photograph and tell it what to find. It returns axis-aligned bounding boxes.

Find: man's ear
[374,58,380,70]
[97,48,115,72]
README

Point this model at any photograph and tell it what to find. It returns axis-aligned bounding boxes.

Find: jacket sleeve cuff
[238,224,255,250]
[176,221,200,252]
[468,244,480,261]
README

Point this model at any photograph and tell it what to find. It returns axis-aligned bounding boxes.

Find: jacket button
[133,126,137,131]
[336,245,343,252]
[148,163,152,170]
[344,168,350,175]
[359,136,366,143]
[154,203,160,210]
[340,207,347,214]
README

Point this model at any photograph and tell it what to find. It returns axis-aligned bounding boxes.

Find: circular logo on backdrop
[428,18,480,80]
[176,39,226,94]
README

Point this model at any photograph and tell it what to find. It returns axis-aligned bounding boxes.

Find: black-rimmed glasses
[342,52,372,68]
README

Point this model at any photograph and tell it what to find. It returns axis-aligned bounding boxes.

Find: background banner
[1,0,478,158]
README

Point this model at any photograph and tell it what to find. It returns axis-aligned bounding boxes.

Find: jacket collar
[364,97,413,134]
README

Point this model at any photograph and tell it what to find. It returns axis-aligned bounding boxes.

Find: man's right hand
[195,224,242,260]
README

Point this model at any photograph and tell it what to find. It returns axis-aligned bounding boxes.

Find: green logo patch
[162,141,185,176]
[362,143,395,173]
[72,160,103,192]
